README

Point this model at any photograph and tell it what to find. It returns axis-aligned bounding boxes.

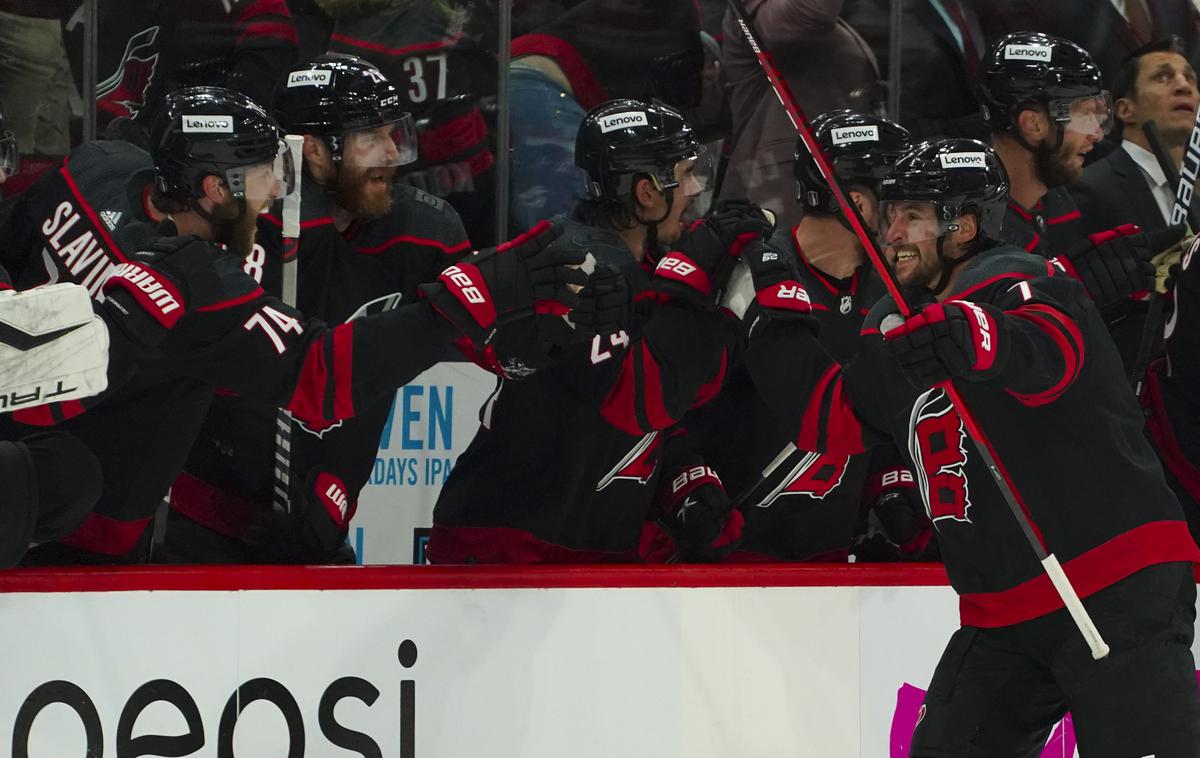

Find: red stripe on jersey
[1047,209,1081,225]
[333,323,355,420]
[260,214,333,229]
[796,364,839,451]
[1007,201,1033,222]
[357,234,471,256]
[1024,233,1041,253]
[418,109,489,164]
[1143,365,1200,504]
[693,348,728,407]
[601,350,644,435]
[236,0,290,22]
[952,272,1037,302]
[639,342,675,429]
[1005,304,1084,406]
[288,336,336,425]
[496,220,551,253]
[170,471,258,540]
[959,520,1200,627]
[329,31,462,57]
[825,374,866,454]
[240,19,298,46]
[58,512,154,556]
[59,163,129,263]
[196,287,265,313]
[0,281,12,291]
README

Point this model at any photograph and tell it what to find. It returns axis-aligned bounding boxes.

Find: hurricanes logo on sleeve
[751,451,850,508]
[907,389,972,524]
[95,26,161,118]
[595,432,661,491]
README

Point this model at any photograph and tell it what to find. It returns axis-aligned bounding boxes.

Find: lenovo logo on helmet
[939,152,988,169]
[598,111,649,133]
[182,115,233,133]
[287,69,332,88]
[1004,44,1052,61]
[831,125,879,145]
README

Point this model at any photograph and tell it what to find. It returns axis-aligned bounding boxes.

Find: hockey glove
[851,462,937,562]
[247,469,358,565]
[883,300,1010,388]
[721,240,813,338]
[1052,223,1184,314]
[560,260,633,340]
[640,457,744,563]
[419,221,588,348]
[652,199,775,304]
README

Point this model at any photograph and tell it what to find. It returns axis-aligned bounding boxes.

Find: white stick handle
[1041,554,1110,659]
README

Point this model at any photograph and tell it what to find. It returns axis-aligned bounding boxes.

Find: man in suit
[1071,37,1200,235]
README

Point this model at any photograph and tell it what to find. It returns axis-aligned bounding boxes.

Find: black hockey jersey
[684,227,889,562]
[427,217,742,563]
[11,220,460,562]
[172,179,470,557]
[1001,187,1084,259]
[745,246,1198,625]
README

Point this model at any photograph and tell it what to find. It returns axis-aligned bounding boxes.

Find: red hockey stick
[727,0,1110,658]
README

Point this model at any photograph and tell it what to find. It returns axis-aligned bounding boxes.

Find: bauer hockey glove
[721,239,813,338]
[883,300,1010,388]
[851,459,937,563]
[652,199,774,304]
[419,221,588,348]
[640,456,744,563]
[1052,223,1184,314]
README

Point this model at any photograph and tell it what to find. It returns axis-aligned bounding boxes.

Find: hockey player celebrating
[166,54,475,563]
[979,31,1184,367]
[728,137,1200,752]
[669,110,928,562]
[427,98,768,564]
[6,86,588,564]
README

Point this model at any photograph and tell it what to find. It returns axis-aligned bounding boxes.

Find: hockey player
[979,31,1184,368]
[426,98,768,564]
[663,110,923,562]
[6,86,588,564]
[166,54,471,563]
[729,138,1200,752]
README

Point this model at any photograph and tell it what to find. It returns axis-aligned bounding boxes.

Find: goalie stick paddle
[728,0,1110,658]
[274,134,305,514]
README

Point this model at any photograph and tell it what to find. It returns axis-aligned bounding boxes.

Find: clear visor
[1060,92,1114,139]
[670,145,713,198]
[340,114,418,169]
[233,140,296,206]
[880,200,946,248]
[0,129,19,179]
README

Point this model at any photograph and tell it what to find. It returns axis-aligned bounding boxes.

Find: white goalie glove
[0,283,109,411]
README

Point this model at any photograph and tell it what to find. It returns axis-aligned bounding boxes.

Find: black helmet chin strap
[189,194,248,248]
[930,233,979,297]
[638,174,675,261]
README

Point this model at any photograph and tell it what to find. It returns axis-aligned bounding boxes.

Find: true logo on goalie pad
[598,111,649,133]
[831,125,879,145]
[1004,44,1052,61]
[182,115,234,133]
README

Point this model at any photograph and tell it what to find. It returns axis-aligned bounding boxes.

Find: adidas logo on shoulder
[99,210,123,230]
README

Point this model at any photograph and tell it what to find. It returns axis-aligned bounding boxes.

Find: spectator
[507,0,705,232]
[843,0,988,140]
[718,0,882,228]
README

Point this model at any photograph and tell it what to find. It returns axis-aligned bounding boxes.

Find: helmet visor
[669,145,712,198]
[880,200,943,247]
[0,129,19,179]
[1061,92,1113,138]
[341,113,418,168]
[232,140,296,207]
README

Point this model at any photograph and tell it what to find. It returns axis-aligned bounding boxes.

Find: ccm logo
[1004,44,1052,61]
[657,256,698,277]
[939,152,988,169]
[181,115,233,133]
[598,111,649,133]
[672,465,720,493]
[442,265,486,304]
[286,69,331,87]
[831,125,879,145]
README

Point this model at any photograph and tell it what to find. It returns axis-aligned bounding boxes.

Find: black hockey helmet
[575,98,710,204]
[154,86,291,204]
[795,110,913,214]
[273,53,417,166]
[0,109,18,178]
[978,32,1111,140]
[879,138,1010,242]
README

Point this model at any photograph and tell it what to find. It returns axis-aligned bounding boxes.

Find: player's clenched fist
[883,300,1010,388]
[652,199,775,303]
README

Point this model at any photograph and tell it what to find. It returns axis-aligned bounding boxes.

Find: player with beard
[657,110,930,563]
[979,31,1182,336]
[427,99,766,564]
[5,86,589,564]
[726,138,1200,753]
[166,54,476,563]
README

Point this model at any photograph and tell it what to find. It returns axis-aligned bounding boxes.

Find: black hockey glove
[851,462,937,563]
[1052,223,1184,314]
[247,468,357,564]
[652,199,775,305]
[640,457,744,563]
[721,240,814,338]
[562,260,633,339]
[419,221,588,349]
[883,300,1010,389]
